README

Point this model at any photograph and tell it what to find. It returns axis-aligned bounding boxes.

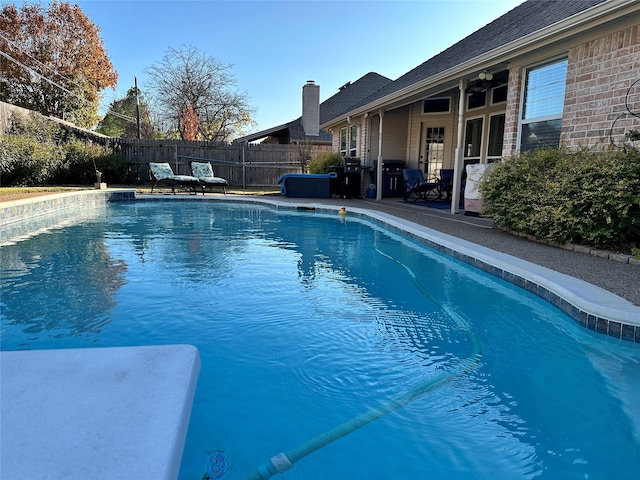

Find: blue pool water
[1,201,639,479]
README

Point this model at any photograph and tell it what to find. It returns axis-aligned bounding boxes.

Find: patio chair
[148,162,201,195]
[402,168,441,201]
[403,168,456,202]
[438,169,454,201]
[190,161,228,194]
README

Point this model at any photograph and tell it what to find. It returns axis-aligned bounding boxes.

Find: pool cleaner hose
[239,248,482,480]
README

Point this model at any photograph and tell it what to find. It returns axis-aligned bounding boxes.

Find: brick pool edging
[500,227,640,267]
[0,189,135,246]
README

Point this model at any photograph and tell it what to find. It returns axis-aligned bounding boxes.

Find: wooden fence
[0,102,334,187]
[117,139,333,187]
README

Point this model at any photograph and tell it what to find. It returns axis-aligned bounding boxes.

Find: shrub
[0,111,128,186]
[307,152,342,174]
[0,133,66,186]
[95,150,129,184]
[480,147,640,250]
[51,140,104,184]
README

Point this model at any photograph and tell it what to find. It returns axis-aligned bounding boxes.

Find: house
[234,73,392,145]
[320,0,640,209]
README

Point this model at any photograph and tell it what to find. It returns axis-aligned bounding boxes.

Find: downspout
[363,113,369,165]
[451,79,467,214]
[376,110,384,201]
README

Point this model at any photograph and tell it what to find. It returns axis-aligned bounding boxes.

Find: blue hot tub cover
[278,172,338,197]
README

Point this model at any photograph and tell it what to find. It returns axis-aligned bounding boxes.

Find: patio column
[451,79,467,214]
[376,110,384,201]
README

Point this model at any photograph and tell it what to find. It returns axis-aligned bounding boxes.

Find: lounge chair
[190,162,228,194]
[402,169,440,201]
[148,162,201,195]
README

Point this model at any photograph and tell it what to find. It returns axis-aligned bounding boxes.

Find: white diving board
[1,344,200,479]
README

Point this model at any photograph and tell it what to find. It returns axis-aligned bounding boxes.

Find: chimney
[302,80,319,136]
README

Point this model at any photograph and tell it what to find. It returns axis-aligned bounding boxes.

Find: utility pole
[135,76,141,139]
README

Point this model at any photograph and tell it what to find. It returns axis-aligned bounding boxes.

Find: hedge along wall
[480,148,640,251]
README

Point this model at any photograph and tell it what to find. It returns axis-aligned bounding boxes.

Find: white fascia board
[234,122,293,143]
[321,0,639,129]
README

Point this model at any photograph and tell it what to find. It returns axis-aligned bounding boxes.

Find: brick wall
[502,68,524,157]
[563,25,640,149]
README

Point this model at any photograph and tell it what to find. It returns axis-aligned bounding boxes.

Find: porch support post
[376,110,384,201]
[451,79,467,214]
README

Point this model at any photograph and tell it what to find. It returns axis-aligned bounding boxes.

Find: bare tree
[145,45,254,142]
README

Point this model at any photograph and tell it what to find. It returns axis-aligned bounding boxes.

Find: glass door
[424,126,445,179]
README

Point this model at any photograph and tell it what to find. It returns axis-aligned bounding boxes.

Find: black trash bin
[329,166,344,197]
[370,160,405,197]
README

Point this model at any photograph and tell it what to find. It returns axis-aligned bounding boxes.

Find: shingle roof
[288,72,392,142]
[236,72,392,143]
[343,0,610,114]
[316,72,393,124]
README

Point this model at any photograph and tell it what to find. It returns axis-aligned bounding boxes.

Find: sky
[73,0,527,134]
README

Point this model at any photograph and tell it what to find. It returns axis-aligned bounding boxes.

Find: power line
[0,49,81,100]
[0,45,137,124]
[0,31,85,93]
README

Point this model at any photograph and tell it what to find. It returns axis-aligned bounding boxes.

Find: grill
[341,158,363,198]
[370,160,406,198]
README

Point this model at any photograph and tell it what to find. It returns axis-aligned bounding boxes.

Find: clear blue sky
[75,0,526,134]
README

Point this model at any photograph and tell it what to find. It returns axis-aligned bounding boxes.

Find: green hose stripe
[239,246,482,480]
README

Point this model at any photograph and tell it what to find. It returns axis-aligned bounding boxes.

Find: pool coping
[2,189,638,343]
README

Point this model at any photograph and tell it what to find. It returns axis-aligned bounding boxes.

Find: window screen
[523,59,568,119]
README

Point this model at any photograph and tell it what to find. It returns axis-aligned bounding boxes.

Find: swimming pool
[1,200,639,479]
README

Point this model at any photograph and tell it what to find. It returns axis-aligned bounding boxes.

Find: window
[340,125,358,157]
[487,114,505,161]
[467,91,486,110]
[520,58,568,152]
[423,97,451,114]
[491,85,507,105]
[340,128,347,154]
[349,125,357,157]
[464,117,483,161]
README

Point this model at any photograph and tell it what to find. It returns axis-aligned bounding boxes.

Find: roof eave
[321,0,639,129]
[234,122,293,143]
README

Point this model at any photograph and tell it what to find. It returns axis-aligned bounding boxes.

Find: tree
[96,86,155,139]
[181,105,198,140]
[0,1,117,128]
[146,45,255,142]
